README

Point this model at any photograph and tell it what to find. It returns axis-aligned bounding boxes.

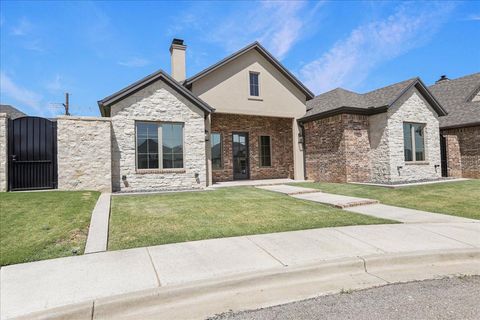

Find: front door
[232,132,249,180]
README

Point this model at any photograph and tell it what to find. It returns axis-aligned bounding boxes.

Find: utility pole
[63,92,70,116]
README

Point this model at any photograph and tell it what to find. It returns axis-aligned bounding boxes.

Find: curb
[13,248,480,320]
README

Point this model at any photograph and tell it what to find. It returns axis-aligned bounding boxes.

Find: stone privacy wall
[304,114,370,183]
[210,113,294,182]
[386,90,442,182]
[0,113,7,192]
[110,79,207,192]
[57,116,112,192]
[441,126,480,178]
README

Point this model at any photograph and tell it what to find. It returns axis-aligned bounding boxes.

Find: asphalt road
[208,276,480,320]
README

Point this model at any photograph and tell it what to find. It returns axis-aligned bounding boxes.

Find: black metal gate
[8,117,58,191]
[440,134,448,177]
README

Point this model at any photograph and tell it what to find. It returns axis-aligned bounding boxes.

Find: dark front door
[440,134,448,177]
[8,117,58,191]
[232,132,249,180]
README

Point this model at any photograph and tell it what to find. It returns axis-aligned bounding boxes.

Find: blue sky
[1,0,479,117]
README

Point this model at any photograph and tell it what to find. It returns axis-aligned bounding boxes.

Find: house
[300,78,448,183]
[98,39,313,192]
[429,73,480,179]
[0,105,26,119]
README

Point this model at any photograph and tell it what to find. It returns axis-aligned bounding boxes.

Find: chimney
[435,75,449,84]
[170,38,186,82]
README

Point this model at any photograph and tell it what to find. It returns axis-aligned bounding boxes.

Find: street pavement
[208,276,480,320]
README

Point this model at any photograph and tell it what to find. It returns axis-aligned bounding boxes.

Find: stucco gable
[184,42,314,100]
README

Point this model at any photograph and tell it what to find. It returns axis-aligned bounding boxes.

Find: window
[259,136,271,167]
[249,72,260,97]
[136,122,183,170]
[403,123,425,162]
[211,133,222,170]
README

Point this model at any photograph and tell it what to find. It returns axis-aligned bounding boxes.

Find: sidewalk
[1,221,479,319]
[257,184,478,223]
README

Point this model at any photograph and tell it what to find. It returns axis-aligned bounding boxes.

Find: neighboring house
[0,105,26,119]
[429,73,480,179]
[300,78,447,183]
[98,39,313,192]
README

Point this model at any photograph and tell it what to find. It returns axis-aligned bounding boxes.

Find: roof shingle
[428,73,480,129]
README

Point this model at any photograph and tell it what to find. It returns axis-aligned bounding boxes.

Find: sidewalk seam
[334,229,387,254]
[414,225,477,248]
[246,237,288,267]
[146,247,162,287]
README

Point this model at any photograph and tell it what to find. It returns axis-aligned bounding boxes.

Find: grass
[291,180,480,220]
[0,191,99,266]
[108,187,395,251]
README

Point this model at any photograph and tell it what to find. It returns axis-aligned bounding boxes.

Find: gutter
[298,105,389,123]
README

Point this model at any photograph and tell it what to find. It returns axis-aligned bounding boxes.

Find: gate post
[0,113,8,192]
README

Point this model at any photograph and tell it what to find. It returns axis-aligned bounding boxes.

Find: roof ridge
[361,77,418,96]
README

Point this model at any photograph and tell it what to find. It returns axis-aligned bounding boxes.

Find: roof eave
[299,105,389,123]
[97,69,215,117]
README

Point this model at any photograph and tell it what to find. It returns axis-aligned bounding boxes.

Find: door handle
[11,155,17,161]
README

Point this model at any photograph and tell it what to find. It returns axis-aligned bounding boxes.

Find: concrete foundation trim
[12,248,480,320]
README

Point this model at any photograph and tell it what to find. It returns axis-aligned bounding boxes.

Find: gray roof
[0,104,26,119]
[183,41,315,100]
[428,73,480,129]
[302,77,446,122]
[98,69,214,117]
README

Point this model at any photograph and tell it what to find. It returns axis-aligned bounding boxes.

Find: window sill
[248,97,263,101]
[136,169,186,174]
[405,161,430,165]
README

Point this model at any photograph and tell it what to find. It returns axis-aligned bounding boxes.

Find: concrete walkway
[1,222,479,319]
[84,193,111,254]
[257,184,477,223]
[210,178,307,188]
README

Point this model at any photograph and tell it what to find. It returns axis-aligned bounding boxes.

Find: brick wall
[304,114,370,183]
[211,113,294,182]
[441,126,480,179]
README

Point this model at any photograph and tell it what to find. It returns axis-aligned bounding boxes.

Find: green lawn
[0,191,99,266]
[108,187,395,251]
[291,180,480,220]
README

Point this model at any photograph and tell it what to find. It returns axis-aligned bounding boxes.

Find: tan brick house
[97,39,313,192]
[429,73,480,179]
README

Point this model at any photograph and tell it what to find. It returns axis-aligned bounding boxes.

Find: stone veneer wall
[441,126,480,179]
[0,113,7,192]
[210,113,294,182]
[57,116,112,192]
[304,114,370,183]
[110,80,207,192]
[385,90,442,182]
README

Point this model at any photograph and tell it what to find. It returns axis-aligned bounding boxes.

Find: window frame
[258,135,272,167]
[135,121,185,171]
[403,122,426,163]
[248,71,260,98]
[211,132,223,170]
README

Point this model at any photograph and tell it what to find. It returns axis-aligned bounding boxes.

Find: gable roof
[428,73,480,129]
[183,41,315,100]
[301,77,447,122]
[98,69,214,117]
[0,104,26,119]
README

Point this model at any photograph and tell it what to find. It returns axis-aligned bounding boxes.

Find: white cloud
[300,3,456,94]
[11,17,32,36]
[0,72,45,114]
[118,57,150,68]
[466,14,480,21]
[173,1,323,60]
[45,74,64,92]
